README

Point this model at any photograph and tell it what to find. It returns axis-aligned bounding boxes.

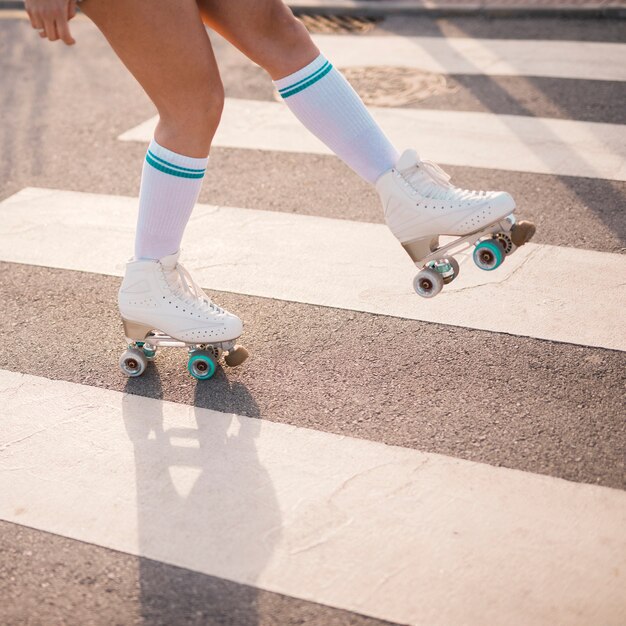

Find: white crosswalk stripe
[2,369,625,626]
[119,98,626,181]
[2,20,625,626]
[311,34,626,82]
[1,187,625,351]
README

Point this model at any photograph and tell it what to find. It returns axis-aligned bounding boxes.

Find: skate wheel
[511,220,536,247]
[188,351,217,380]
[120,348,148,377]
[413,267,444,298]
[473,239,505,271]
[224,345,249,367]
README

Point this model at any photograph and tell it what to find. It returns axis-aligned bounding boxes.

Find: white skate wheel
[413,268,444,298]
[224,345,249,367]
[119,348,148,377]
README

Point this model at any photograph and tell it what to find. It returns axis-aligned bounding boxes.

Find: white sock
[134,139,208,260]
[273,54,399,184]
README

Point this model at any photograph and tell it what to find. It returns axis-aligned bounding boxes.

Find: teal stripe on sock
[279,62,333,99]
[278,61,331,95]
[145,153,205,179]
[147,150,206,173]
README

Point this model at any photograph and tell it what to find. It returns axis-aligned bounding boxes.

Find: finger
[67,1,77,20]
[43,17,59,42]
[26,9,44,30]
[56,17,76,45]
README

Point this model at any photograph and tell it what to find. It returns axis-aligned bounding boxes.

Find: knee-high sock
[134,139,208,260]
[273,54,399,184]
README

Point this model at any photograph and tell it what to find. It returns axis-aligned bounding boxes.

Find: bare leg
[196,0,318,79]
[81,0,245,354]
[196,0,399,186]
[81,0,224,156]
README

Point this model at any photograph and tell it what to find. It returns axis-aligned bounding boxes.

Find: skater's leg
[81,0,243,345]
[81,0,224,259]
[196,0,318,78]
[197,1,525,261]
[196,0,399,184]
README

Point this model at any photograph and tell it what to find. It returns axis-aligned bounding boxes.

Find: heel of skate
[122,318,153,341]
[402,237,439,263]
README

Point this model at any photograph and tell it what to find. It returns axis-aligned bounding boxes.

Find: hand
[25,0,78,46]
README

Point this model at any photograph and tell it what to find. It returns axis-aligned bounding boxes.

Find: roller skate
[376,149,535,298]
[118,251,248,380]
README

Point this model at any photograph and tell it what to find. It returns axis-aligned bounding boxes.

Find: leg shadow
[122,365,280,625]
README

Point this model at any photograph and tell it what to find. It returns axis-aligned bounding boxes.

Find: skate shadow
[122,370,281,625]
[187,362,266,418]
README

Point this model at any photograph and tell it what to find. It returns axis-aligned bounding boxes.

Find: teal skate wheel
[187,351,217,380]
[473,239,505,271]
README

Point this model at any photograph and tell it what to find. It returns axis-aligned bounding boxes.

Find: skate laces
[164,263,224,315]
[400,157,482,202]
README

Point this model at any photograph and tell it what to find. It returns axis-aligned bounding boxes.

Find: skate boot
[376,149,535,298]
[118,251,248,379]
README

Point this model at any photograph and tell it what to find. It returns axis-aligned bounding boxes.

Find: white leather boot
[118,251,242,344]
[376,150,534,298]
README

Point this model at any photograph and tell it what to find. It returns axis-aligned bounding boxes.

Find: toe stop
[224,345,249,367]
[511,220,536,247]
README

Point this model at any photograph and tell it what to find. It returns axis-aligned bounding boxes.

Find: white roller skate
[376,149,536,298]
[118,251,248,380]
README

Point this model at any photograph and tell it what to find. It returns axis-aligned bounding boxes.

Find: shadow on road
[122,367,280,625]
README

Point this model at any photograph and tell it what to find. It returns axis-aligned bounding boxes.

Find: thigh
[80,0,221,116]
[196,0,318,78]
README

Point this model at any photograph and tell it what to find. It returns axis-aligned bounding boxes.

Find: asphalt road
[0,8,624,626]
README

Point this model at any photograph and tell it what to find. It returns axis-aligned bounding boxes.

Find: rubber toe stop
[511,220,536,247]
[224,345,249,367]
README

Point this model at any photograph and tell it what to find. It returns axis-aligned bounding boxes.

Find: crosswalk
[2,370,625,626]
[1,13,625,626]
[120,98,626,181]
[2,187,625,350]
[308,34,626,81]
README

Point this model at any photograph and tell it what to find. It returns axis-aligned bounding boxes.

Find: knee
[157,80,225,151]
[272,10,311,49]
[267,5,313,56]
[253,9,318,76]
[191,84,225,136]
